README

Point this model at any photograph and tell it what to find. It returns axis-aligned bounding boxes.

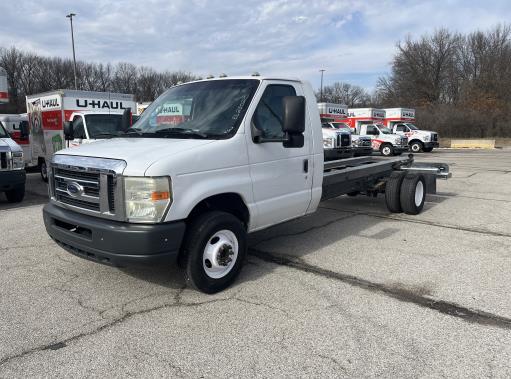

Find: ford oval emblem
[67,182,83,197]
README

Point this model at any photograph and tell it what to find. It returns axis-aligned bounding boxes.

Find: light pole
[66,13,78,89]
[319,69,325,102]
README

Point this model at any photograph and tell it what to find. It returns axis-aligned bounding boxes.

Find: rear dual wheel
[385,173,426,215]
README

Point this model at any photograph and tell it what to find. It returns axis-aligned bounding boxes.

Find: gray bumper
[43,202,186,267]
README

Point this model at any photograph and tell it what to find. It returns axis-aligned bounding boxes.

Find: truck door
[246,82,312,229]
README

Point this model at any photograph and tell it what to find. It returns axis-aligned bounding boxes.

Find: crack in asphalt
[319,206,511,238]
[0,286,293,369]
[249,248,511,330]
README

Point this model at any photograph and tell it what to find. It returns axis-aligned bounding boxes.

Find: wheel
[385,171,405,213]
[40,160,48,182]
[182,211,247,294]
[400,174,426,215]
[5,185,25,203]
[380,144,394,157]
[423,147,433,153]
[410,141,423,153]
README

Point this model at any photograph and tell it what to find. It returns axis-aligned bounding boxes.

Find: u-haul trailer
[26,89,136,181]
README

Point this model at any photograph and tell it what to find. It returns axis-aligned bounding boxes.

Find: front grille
[52,165,117,216]
[432,133,438,141]
[56,193,100,211]
[340,134,350,147]
[401,137,408,145]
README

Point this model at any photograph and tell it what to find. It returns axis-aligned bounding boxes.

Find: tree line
[376,25,511,138]
[0,46,198,113]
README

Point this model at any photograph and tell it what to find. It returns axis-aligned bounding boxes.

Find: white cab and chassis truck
[42,77,450,293]
[0,122,26,202]
[383,108,439,153]
[26,90,136,181]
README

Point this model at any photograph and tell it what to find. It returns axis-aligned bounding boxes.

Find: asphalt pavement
[1,149,510,377]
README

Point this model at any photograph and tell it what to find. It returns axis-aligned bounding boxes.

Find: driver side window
[366,125,378,135]
[396,124,407,132]
[252,84,296,139]
[73,116,86,139]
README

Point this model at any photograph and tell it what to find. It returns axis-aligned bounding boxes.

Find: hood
[55,138,216,175]
[0,137,22,152]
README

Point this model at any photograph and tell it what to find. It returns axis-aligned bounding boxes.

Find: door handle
[303,159,309,173]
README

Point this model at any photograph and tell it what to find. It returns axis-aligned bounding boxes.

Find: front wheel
[182,211,247,294]
[410,141,423,153]
[380,144,394,157]
[5,185,25,203]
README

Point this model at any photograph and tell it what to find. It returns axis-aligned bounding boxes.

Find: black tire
[385,171,405,213]
[423,147,433,153]
[5,185,25,203]
[400,174,426,215]
[410,141,423,153]
[182,211,247,294]
[40,160,48,182]
[380,143,394,157]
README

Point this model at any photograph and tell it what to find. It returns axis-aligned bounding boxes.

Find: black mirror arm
[253,132,290,144]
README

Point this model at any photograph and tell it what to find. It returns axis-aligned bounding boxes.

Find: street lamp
[319,69,325,102]
[66,13,78,89]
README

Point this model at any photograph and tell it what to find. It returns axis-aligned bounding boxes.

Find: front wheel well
[187,193,250,228]
[408,139,423,145]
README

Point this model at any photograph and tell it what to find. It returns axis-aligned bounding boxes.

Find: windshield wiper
[92,132,123,139]
[154,128,209,139]
[123,127,144,136]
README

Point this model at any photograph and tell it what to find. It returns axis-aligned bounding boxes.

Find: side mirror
[282,96,305,134]
[122,108,131,131]
[64,121,74,140]
[20,121,29,139]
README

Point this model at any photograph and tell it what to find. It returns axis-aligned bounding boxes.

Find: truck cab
[323,121,372,156]
[0,122,26,203]
[357,124,409,156]
[392,123,439,153]
[321,121,353,160]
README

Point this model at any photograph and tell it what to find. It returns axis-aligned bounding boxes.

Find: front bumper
[353,146,373,156]
[43,202,186,267]
[0,170,26,191]
[393,145,409,153]
[424,142,440,149]
[324,147,353,161]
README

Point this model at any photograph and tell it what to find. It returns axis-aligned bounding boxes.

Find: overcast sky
[1,0,510,91]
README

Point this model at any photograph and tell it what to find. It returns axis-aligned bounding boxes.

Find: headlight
[423,135,430,142]
[12,151,24,170]
[323,137,335,149]
[124,176,172,223]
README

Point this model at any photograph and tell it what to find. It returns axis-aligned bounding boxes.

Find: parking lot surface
[1,149,510,377]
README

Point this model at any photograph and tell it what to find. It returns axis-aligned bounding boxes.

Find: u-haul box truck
[346,108,386,130]
[383,108,415,128]
[0,67,8,104]
[26,89,135,181]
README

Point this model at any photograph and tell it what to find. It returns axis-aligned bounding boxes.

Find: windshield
[85,114,124,139]
[379,127,393,134]
[405,123,419,130]
[0,123,9,138]
[331,122,351,131]
[132,79,259,139]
